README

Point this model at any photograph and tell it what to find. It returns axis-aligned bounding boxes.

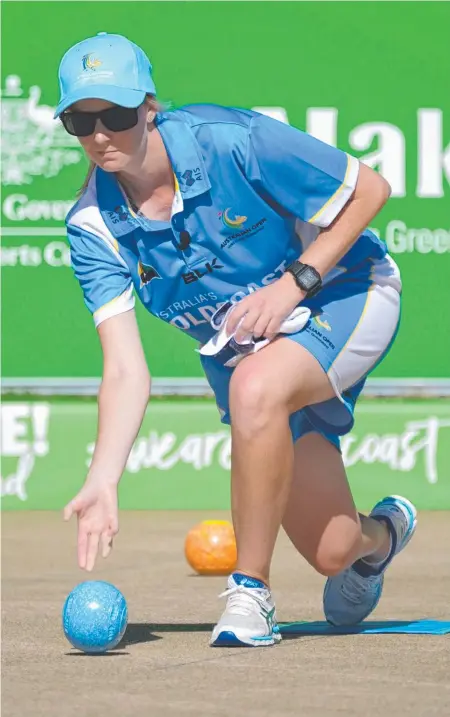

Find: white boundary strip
[1,228,67,236]
[2,377,450,397]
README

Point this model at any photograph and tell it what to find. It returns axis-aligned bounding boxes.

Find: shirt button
[178,231,191,251]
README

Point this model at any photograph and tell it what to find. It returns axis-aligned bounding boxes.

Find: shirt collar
[97,112,211,238]
[155,112,211,199]
[97,168,141,238]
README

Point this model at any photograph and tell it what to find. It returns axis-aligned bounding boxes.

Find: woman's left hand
[226,273,305,342]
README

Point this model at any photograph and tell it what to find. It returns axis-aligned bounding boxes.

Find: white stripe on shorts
[327,258,401,399]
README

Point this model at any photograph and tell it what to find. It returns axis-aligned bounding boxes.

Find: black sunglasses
[60,105,139,137]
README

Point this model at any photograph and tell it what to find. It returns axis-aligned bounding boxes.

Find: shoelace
[340,569,381,605]
[219,585,271,616]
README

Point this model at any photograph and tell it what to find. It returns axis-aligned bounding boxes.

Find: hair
[76,95,164,197]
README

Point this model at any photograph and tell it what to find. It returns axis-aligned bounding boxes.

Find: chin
[97,154,126,172]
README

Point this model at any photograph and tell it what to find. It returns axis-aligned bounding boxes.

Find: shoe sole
[210,630,280,647]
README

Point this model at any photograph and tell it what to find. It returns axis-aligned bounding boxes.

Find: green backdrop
[1,1,449,379]
[2,398,450,510]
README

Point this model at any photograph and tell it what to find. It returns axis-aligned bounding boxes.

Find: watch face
[288,262,321,295]
[299,265,318,288]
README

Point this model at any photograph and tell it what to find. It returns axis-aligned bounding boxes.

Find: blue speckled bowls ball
[62,581,128,653]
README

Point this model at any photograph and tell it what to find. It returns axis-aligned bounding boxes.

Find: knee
[312,532,363,577]
[229,362,285,434]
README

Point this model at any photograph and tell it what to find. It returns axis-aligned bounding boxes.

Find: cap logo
[82,53,102,71]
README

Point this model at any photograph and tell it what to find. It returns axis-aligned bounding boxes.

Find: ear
[147,109,157,124]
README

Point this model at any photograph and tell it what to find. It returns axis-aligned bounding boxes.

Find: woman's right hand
[62,310,150,572]
[63,479,119,572]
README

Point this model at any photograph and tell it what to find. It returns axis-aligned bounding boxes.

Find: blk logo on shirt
[182,257,224,284]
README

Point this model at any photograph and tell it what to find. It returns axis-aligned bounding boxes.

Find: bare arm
[88,308,151,486]
[227,163,391,340]
[291,162,391,279]
[64,308,150,571]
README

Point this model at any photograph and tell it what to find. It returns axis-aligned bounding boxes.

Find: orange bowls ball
[184,520,237,576]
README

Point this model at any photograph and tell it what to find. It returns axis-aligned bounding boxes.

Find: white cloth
[198,301,311,367]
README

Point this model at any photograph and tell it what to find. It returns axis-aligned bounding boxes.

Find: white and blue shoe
[210,572,281,647]
[323,495,417,626]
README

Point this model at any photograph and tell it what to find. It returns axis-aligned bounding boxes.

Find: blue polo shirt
[66,104,387,342]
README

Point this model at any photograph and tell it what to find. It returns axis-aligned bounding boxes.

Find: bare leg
[228,338,340,585]
[282,432,391,576]
[230,398,294,585]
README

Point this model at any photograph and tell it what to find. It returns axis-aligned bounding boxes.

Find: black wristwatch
[285,261,322,298]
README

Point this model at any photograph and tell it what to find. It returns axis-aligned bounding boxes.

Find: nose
[92,120,111,145]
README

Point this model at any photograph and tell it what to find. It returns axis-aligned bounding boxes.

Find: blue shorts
[201,258,401,450]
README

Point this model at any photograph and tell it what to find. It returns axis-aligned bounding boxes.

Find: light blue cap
[54,32,156,118]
